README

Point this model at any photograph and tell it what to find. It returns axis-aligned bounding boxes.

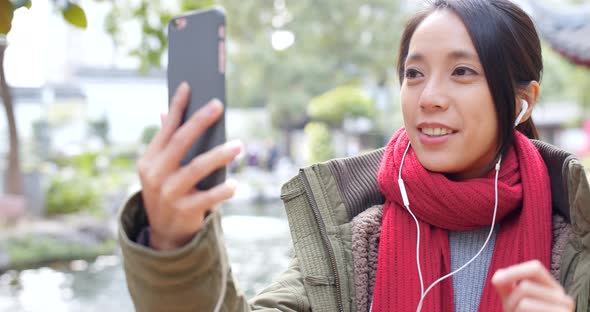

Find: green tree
[140,125,160,146]
[88,117,110,146]
[540,44,590,110]
[225,0,405,155]
[104,0,214,73]
[105,0,406,157]
[0,0,87,196]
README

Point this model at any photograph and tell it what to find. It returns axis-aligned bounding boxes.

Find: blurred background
[0,0,589,311]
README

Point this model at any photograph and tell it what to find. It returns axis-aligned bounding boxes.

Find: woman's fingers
[492,260,575,312]
[176,179,238,219]
[148,178,238,251]
[511,298,572,312]
[145,82,191,158]
[150,98,224,179]
[161,98,223,163]
[161,140,242,201]
[492,260,560,291]
[503,280,574,312]
[136,83,238,251]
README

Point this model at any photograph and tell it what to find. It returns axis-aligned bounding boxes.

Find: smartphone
[167,7,226,190]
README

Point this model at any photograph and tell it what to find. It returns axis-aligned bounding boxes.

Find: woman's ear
[515,81,540,126]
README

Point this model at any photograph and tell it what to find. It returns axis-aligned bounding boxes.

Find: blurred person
[266,141,279,171]
[246,143,260,168]
[117,0,588,311]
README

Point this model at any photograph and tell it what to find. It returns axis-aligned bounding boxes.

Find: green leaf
[13,0,32,10]
[62,2,87,29]
[0,0,14,35]
[180,0,215,12]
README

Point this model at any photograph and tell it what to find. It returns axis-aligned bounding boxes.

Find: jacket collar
[326,141,576,223]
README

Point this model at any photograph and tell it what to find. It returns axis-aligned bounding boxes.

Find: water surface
[0,201,291,312]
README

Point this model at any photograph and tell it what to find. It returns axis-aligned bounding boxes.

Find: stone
[0,195,26,222]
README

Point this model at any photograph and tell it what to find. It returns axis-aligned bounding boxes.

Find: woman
[118,0,590,311]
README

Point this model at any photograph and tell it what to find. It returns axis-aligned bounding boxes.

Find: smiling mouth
[419,127,457,136]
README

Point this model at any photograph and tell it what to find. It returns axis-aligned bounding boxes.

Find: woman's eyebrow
[448,50,478,61]
[406,52,424,63]
[406,50,479,64]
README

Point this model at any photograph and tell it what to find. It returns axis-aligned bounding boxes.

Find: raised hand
[136,82,242,250]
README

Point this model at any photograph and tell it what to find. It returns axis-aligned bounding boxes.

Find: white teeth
[421,127,453,136]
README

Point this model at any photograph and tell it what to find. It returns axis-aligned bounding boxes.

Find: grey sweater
[449,226,498,312]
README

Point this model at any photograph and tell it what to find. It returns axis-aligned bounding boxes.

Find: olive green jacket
[119,141,590,311]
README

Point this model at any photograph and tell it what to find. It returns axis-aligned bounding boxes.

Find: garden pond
[0,201,292,312]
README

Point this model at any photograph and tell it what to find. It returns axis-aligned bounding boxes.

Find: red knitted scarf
[372,128,552,312]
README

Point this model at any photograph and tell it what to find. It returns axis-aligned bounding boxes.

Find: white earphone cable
[398,144,502,312]
[398,144,425,297]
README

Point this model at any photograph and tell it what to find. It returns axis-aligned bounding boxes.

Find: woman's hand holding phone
[136,82,242,251]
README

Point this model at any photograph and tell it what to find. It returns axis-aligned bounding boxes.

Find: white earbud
[514,99,529,127]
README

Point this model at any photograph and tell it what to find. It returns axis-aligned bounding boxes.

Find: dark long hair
[397,0,541,156]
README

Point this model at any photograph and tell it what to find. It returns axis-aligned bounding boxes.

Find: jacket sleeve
[118,191,311,312]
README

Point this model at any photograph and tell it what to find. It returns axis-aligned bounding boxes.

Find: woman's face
[400,9,499,180]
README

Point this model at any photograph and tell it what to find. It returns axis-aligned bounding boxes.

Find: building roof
[76,67,165,80]
[528,1,590,67]
[1,84,85,105]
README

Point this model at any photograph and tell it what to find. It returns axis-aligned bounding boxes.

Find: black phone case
[167,8,226,190]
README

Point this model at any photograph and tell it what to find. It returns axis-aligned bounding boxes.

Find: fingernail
[225,140,243,154]
[226,178,238,190]
[178,81,189,92]
[492,270,504,283]
[206,98,223,115]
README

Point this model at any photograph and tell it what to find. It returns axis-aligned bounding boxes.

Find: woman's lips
[418,130,456,145]
[416,124,458,146]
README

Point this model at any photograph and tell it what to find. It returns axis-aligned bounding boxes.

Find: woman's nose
[419,80,450,112]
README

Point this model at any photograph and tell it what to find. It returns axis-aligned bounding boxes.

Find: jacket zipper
[561,155,574,197]
[299,167,344,312]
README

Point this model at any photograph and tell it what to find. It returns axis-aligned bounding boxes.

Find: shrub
[308,85,375,126]
[71,152,100,176]
[5,235,117,269]
[45,175,102,216]
[304,122,334,163]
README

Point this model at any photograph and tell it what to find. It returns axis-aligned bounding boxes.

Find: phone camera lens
[174,18,187,30]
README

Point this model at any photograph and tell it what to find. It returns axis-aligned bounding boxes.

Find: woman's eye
[452,67,477,76]
[405,68,423,79]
